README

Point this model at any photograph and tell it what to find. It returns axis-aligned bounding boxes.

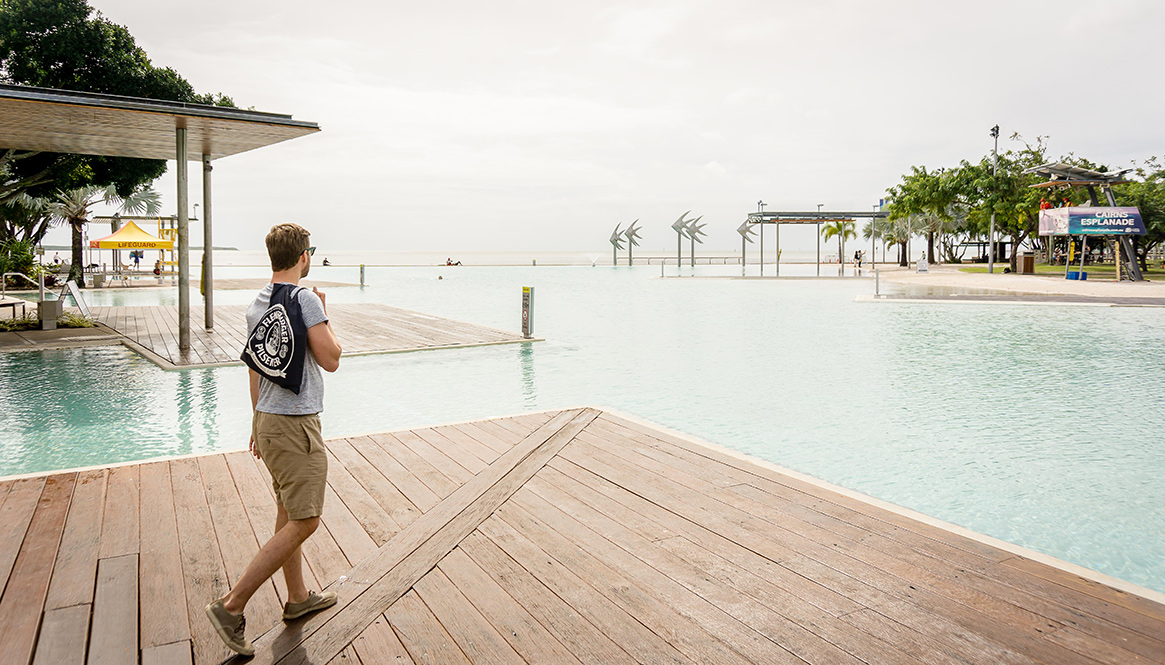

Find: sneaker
[205,598,254,657]
[282,590,338,621]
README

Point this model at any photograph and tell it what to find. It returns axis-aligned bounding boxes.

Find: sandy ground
[876,264,1165,298]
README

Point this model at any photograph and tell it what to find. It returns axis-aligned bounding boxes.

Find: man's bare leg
[221,515,319,615]
[274,504,310,605]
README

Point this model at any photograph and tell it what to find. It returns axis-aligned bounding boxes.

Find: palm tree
[821,220,856,272]
[49,185,160,286]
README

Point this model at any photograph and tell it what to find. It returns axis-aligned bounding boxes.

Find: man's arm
[307,321,342,372]
[249,368,260,410]
[307,287,342,372]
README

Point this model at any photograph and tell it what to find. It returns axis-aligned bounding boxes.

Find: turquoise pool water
[3,265,1164,594]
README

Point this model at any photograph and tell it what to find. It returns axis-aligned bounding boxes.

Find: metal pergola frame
[1023,162,1143,281]
[0,83,320,349]
[743,210,887,276]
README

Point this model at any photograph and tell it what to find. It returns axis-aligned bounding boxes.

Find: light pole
[816,203,824,276]
[989,124,999,273]
[872,204,878,270]
[758,200,766,276]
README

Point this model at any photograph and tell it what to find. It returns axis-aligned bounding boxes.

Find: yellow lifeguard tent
[88,221,174,250]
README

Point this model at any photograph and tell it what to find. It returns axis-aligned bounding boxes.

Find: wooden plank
[475,515,688,665]
[540,459,861,617]
[494,498,772,665]
[1003,554,1165,623]
[0,476,47,593]
[351,615,415,665]
[563,436,1096,665]
[244,408,597,665]
[524,472,925,665]
[324,448,399,546]
[414,427,495,472]
[45,469,107,610]
[327,645,361,665]
[169,457,233,665]
[437,547,585,665]
[720,483,1165,661]
[320,481,379,566]
[138,458,189,650]
[327,438,422,531]
[457,532,636,665]
[412,567,526,664]
[87,554,138,665]
[140,641,193,665]
[385,590,472,665]
[32,604,90,665]
[449,422,512,457]
[369,432,460,498]
[349,435,440,513]
[470,419,525,447]
[394,429,476,486]
[199,454,284,633]
[99,464,139,559]
[0,473,76,665]
[540,457,1037,664]
[595,419,1165,654]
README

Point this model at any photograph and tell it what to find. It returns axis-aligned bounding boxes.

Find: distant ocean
[206,248,848,267]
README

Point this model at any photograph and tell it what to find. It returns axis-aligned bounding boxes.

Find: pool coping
[3,404,1162,607]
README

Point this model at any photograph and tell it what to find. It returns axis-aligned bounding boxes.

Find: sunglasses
[305,246,316,256]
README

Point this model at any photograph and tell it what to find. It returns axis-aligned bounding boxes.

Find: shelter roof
[88,220,173,249]
[747,211,886,224]
[1023,162,1133,187]
[0,83,319,161]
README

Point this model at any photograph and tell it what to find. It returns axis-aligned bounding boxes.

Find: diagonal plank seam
[244,407,599,665]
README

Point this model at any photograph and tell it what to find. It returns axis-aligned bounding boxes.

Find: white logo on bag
[246,304,294,378]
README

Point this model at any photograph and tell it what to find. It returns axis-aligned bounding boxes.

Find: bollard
[521,286,534,339]
[360,264,365,286]
[875,268,880,296]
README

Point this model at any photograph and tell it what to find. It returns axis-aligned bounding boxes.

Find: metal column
[202,155,214,330]
[775,221,781,276]
[176,127,190,350]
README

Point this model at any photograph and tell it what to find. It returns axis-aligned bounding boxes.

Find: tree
[1113,157,1165,271]
[820,220,855,270]
[0,0,234,200]
[885,166,965,264]
[48,184,159,286]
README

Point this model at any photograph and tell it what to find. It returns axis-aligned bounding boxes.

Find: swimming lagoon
[2,264,1163,595]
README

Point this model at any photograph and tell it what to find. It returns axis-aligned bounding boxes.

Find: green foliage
[0,312,36,331]
[0,235,35,275]
[0,0,236,198]
[1112,157,1165,270]
[57,310,93,327]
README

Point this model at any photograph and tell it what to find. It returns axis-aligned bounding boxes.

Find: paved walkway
[1,409,1161,665]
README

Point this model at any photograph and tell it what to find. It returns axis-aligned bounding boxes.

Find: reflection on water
[518,343,537,408]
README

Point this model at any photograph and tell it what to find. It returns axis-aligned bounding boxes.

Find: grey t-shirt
[246,283,328,415]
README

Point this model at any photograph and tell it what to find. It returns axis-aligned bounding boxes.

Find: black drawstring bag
[241,284,308,394]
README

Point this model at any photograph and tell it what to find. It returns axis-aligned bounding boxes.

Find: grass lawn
[958,263,1165,277]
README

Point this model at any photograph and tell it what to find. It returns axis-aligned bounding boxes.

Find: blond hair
[265,223,311,271]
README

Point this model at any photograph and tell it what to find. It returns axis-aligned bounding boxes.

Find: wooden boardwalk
[1,408,1161,665]
[89,304,533,369]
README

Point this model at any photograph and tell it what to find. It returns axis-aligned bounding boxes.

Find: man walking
[206,223,343,656]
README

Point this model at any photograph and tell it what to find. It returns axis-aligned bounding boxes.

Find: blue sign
[1039,207,1144,235]
[1069,208,1144,235]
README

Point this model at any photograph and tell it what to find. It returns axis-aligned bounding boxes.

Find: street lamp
[872,203,878,270]
[989,124,999,273]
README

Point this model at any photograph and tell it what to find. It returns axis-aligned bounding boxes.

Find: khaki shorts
[252,411,327,521]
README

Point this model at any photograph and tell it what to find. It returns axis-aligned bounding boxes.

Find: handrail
[2,272,46,302]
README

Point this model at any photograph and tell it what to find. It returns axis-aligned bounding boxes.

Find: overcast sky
[66,0,1165,255]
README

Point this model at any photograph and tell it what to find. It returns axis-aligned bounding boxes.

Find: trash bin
[1019,252,1035,274]
[1066,271,1088,281]
[92,273,104,288]
[38,298,63,330]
